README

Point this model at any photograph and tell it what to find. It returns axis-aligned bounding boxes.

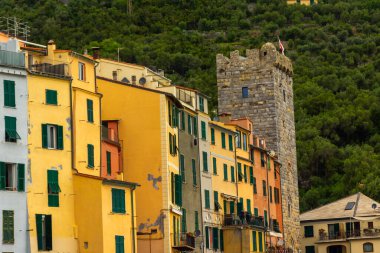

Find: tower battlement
[216,43,293,77]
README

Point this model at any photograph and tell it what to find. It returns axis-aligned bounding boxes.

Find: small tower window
[242,87,249,98]
[283,89,286,102]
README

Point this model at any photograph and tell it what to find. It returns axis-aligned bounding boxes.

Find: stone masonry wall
[216,43,300,250]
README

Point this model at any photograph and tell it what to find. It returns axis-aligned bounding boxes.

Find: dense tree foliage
[1,0,379,212]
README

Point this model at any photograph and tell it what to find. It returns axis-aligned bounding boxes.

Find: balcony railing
[0,50,25,68]
[102,126,119,144]
[223,213,266,229]
[28,63,69,78]
[172,233,195,251]
[319,228,380,242]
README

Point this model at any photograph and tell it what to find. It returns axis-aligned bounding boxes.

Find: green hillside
[2,0,379,212]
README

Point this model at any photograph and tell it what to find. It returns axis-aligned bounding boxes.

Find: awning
[5,129,21,140]
[269,231,283,238]
[221,193,238,200]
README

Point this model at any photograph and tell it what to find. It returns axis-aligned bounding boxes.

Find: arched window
[363,242,374,252]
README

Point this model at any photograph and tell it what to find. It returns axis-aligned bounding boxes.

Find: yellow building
[287,0,318,5]
[301,192,380,253]
[97,76,183,253]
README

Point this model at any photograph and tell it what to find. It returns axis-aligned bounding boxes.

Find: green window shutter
[228,134,233,151]
[195,211,199,231]
[171,173,175,203]
[306,246,315,253]
[214,191,218,210]
[193,116,198,136]
[57,125,64,150]
[263,180,267,196]
[223,164,228,181]
[192,159,197,185]
[205,190,210,209]
[264,210,268,227]
[115,235,125,253]
[36,214,43,250]
[5,116,20,142]
[87,99,94,123]
[107,151,112,175]
[249,166,253,184]
[202,152,208,172]
[181,111,185,131]
[201,121,206,140]
[267,156,271,169]
[45,89,58,105]
[238,163,242,181]
[173,135,177,155]
[48,170,60,207]
[4,80,16,107]
[212,227,219,250]
[220,229,224,251]
[221,133,226,149]
[87,144,94,168]
[180,154,185,180]
[229,201,235,214]
[252,231,257,251]
[45,215,52,250]
[121,190,126,213]
[237,198,243,213]
[187,115,191,134]
[0,162,6,190]
[253,177,257,193]
[172,105,177,128]
[182,208,187,233]
[205,227,209,249]
[231,166,235,182]
[244,165,247,183]
[175,174,182,206]
[3,210,14,244]
[112,188,125,213]
[254,208,258,217]
[212,157,217,175]
[247,199,251,214]
[223,200,227,214]
[17,163,25,192]
[42,124,48,148]
[211,128,215,145]
[305,226,314,237]
[258,232,263,251]
[199,97,204,112]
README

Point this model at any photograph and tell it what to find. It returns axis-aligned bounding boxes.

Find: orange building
[101,120,123,179]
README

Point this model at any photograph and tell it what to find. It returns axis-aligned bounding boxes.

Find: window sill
[111,212,127,215]
[4,105,16,109]
[87,166,94,169]
[45,103,58,106]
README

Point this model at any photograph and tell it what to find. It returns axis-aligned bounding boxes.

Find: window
[305,246,315,253]
[304,226,314,238]
[42,124,63,150]
[5,116,20,142]
[220,229,224,251]
[0,163,24,191]
[214,191,221,211]
[264,210,268,227]
[45,89,57,105]
[253,177,257,194]
[267,156,271,170]
[201,121,206,140]
[243,165,247,183]
[78,62,85,81]
[345,202,356,210]
[199,97,204,112]
[260,152,265,167]
[179,111,185,131]
[230,166,235,182]
[112,71,118,81]
[202,151,208,172]
[249,166,253,184]
[243,133,247,151]
[237,198,244,213]
[236,131,241,148]
[182,208,187,232]
[205,190,210,209]
[274,188,280,203]
[115,235,125,253]
[223,164,228,181]
[205,226,210,249]
[87,99,94,123]
[254,208,259,217]
[180,154,185,181]
[230,201,235,214]
[247,199,251,213]
[228,134,233,151]
[363,242,373,252]
[211,128,215,145]
[242,87,248,98]
[3,80,15,107]
[47,170,60,207]
[269,186,273,203]
[238,163,243,182]
[112,188,126,213]
[258,232,263,251]
[87,144,94,168]
[212,157,217,175]
[169,133,177,156]
[187,115,192,135]
[221,132,226,149]
[252,231,257,251]
[262,180,267,196]
[106,151,112,175]
[195,211,199,231]
[2,210,14,244]
[283,89,286,102]
[36,214,52,251]
[192,159,197,185]
[174,174,182,206]
[212,227,219,250]
[171,104,178,128]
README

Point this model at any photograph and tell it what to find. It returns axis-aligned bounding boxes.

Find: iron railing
[28,63,69,78]
[319,229,380,241]
[0,50,25,68]
[172,233,196,249]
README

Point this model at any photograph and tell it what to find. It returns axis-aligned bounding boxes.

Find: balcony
[0,50,25,68]
[348,228,380,239]
[28,63,69,78]
[172,233,195,251]
[176,89,194,107]
[102,126,120,145]
[223,213,265,229]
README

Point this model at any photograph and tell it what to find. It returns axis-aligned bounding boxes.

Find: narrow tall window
[236,131,242,148]
[203,151,208,172]
[253,177,257,194]
[182,208,187,233]
[228,134,233,151]
[243,133,247,151]
[5,116,20,142]
[211,128,215,145]
[205,190,210,209]
[194,211,199,230]
[112,188,126,213]
[252,231,257,251]
[87,144,94,168]
[2,210,14,244]
[115,235,125,253]
[47,170,60,207]
[78,62,85,81]
[42,124,63,150]
[36,214,52,251]
[180,154,185,181]
[221,132,226,149]
[87,99,94,123]
[192,159,197,185]
[223,164,228,181]
[4,80,16,107]
[262,180,267,196]
[230,166,235,182]
[242,87,248,98]
[201,121,206,140]
[199,97,204,112]
[213,157,217,175]
[106,151,111,175]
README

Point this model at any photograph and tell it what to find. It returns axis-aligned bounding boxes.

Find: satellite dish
[194,230,201,237]
[139,77,147,85]
[372,203,377,209]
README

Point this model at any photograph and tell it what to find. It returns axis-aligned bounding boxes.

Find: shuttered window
[211,128,215,145]
[304,226,314,238]
[223,164,228,181]
[182,208,187,233]
[202,152,208,172]
[230,201,235,214]
[205,226,209,249]
[199,97,204,112]
[181,111,185,131]
[4,80,15,107]
[237,198,243,214]
[112,188,126,213]
[214,191,219,211]
[262,180,267,196]
[193,116,197,136]
[305,246,315,253]
[228,134,233,151]
[270,186,273,203]
[201,121,206,140]
[212,227,219,250]
[253,177,257,194]
[238,163,243,182]
[17,164,25,192]
[87,99,94,123]
[41,124,63,150]
[264,210,268,227]
[2,210,14,244]
[87,144,94,168]
[45,89,58,105]
[212,157,217,175]
[247,199,251,214]
[205,190,210,209]
[47,170,60,207]
[243,164,247,183]
[252,231,257,251]
[106,151,111,175]
[115,235,125,253]
[192,159,197,185]
[254,208,259,217]
[220,229,224,251]
[249,166,254,184]
[230,166,235,182]
[180,154,185,181]
[258,232,263,251]
[5,116,20,142]
[221,133,226,149]
[36,214,52,251]
[174,174,182,206]
[267,156,271,169]
[195,211,199,231]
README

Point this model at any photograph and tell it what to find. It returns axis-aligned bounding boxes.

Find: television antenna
[0,17,30,41]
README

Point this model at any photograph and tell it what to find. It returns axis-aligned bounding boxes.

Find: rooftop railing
[28,63,70,78]
[0,50,25,68]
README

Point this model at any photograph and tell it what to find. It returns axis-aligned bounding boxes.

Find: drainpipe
[131,186,137,253]
[233,132,238,206]
[69,78,78,172]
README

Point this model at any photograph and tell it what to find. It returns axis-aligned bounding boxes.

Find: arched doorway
[327,245,347,253]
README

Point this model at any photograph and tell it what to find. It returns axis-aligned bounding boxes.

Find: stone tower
[216,43,300,250]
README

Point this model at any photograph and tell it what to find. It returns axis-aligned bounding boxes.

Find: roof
[209,120,236,133]
[300,192,380,222]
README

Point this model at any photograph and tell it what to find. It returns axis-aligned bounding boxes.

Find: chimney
[47,40,56,56]
[218,113,232,123]
[92,47,100,60]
